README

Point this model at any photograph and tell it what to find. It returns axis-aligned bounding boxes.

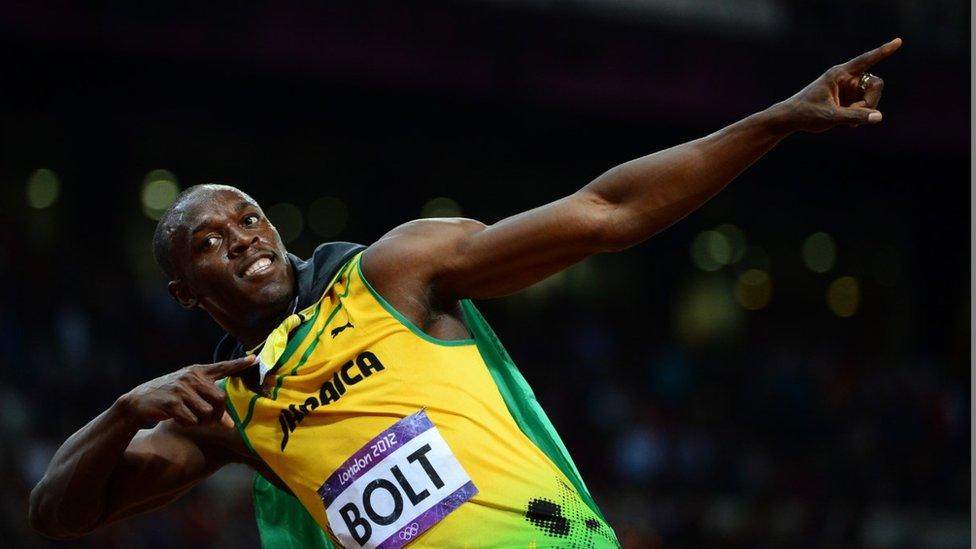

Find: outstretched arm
[28,356,256,539]
[364,39,901,304]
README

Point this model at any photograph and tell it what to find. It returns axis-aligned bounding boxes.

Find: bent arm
[28,398,231,539]
[29,356,256,538]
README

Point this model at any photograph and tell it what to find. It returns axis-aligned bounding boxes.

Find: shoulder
[372,218,485,246]
[362,218,486,324]
[364,218,486,274]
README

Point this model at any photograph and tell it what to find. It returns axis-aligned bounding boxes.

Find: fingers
[860,75,885,109]
[836,107,882,126]
[198,381,231,425]
[842,37,902,73]
[203,355,258,380]
[181,389,216,422]
[171,370,233,426]
[169,400,199,426]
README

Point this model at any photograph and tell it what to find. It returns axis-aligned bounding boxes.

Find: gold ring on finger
[858,72,876,92]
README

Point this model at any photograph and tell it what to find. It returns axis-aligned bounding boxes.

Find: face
[169,188,294,321]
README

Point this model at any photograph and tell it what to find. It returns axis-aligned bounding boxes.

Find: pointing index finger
[206,355,259,379]
[842,38,902,73]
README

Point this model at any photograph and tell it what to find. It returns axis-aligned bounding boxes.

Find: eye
[243,213,260,226]
[200,234,221,250]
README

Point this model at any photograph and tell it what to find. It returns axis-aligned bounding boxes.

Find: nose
[228,228,258,258]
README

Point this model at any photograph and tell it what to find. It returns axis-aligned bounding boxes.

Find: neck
[207,285,298,352]
[234,301,294,350]
[206,294,295,351]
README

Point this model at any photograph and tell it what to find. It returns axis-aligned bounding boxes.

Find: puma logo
[331,321,354,338]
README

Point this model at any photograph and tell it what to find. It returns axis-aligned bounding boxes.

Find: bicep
[100,421,228,526]
[365,190,614,303]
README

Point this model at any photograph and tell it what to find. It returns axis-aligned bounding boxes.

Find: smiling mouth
[239,253,276,278]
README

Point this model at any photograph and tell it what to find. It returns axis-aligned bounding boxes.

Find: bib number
[319,410,478,548]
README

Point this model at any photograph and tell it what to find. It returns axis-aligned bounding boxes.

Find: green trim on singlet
[238,393,262,433]
[271,304,340,400]
[357,252,477,347]
[270,261,356,399]
[269,296,326,377]
[218,378,261,460]
[253,474,336,549]
[237,299,324,429]
[460,299,615,532]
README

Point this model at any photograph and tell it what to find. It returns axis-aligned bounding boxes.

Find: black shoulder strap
[292,241,366,312]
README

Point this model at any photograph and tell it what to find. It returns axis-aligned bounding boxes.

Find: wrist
[110,393,146,431]
[759,101,800,137]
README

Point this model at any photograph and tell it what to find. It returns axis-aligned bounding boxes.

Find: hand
[778,38,902,133]
[119,355,257,429]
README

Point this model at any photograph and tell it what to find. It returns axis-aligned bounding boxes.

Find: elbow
[575,170,636,253]
[28,485,56,538]
[578,190,630,253]
[28,482,63,539]
[28,482,94,540]
[27,481,50,534]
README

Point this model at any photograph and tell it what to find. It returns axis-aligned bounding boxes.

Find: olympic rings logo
[398,523,420,540]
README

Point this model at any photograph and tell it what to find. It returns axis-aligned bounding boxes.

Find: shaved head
[152,184,258,279]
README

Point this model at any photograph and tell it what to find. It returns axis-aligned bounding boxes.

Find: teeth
[245,257,272,276]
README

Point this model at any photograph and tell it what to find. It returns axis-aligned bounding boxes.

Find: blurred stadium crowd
[1,1,969,547]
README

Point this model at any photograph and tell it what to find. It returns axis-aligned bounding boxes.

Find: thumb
[221,411,235,429]
[838,107,883,125]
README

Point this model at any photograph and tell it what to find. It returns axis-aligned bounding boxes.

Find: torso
[223,252,617,547]
[225,256,469,485]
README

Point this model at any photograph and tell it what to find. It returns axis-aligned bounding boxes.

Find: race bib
[319,410,478,548]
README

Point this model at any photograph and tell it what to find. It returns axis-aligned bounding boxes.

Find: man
[29,39,901,547]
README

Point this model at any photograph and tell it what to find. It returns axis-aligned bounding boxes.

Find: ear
[168,280,199,309]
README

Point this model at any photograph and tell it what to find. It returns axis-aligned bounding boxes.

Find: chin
[253,278,294,310]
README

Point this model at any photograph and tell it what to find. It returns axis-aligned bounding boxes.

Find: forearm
[585,103,793,250]
[29,398,141,538]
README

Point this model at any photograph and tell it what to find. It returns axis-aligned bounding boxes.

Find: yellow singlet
[225,252,618,548]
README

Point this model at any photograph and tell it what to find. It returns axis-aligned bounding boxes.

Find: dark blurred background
[1,1,969,548]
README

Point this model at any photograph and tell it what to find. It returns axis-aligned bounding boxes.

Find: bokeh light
[690,230,732,271]
[733,268,772,310]
[267,202,304,243]
[802,232,836,273]
[674,276,742,346]
[715,224,747,264]
[307,196,349,238]
[26,168,61,209]
[421,197,462,218]
[827,276,860,317]
[140,169,180,220]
